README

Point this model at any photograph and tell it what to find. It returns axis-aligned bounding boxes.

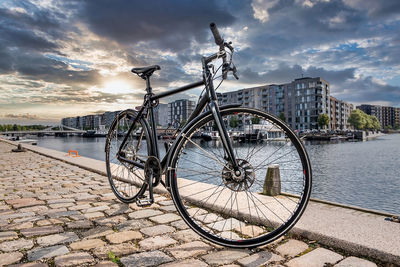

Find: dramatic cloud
[0,0,399,124]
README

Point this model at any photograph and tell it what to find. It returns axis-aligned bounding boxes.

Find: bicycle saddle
[131,65,161,78]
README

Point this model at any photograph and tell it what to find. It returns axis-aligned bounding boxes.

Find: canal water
[36,134,400,215]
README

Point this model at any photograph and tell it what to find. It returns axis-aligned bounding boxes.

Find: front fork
[208,100,240,172]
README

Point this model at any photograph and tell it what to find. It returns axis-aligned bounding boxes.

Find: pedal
[136,198,153,207]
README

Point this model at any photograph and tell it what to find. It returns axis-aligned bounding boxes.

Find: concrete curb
[2,138,399,264]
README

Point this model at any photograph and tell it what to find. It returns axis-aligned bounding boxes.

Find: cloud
[73,0,236,51]
[3,113,39,120]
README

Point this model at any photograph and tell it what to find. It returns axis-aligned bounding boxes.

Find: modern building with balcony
[220,77,349,130]
[167,99,196,128]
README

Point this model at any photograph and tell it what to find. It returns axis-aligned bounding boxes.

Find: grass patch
[108,251,121,265]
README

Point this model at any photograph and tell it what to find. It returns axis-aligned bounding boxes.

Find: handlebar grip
[210,22,224,46]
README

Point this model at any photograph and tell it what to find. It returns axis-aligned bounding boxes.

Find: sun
[100,80,132,94]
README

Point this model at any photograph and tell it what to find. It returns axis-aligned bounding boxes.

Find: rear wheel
[105,110,150,203]
[168,107,312,248]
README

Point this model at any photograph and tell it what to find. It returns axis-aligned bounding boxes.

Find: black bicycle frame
[117,52,240,175]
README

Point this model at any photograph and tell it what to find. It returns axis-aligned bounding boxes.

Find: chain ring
[144,156,161,186]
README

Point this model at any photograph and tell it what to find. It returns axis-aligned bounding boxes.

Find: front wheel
[168,108,312,248]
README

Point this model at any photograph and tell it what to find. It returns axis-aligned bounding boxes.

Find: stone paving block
[159,259,208,267]
[104,204,130,216]
[21,225,64,237]
[67,204,91,211]
[6,198,45,208]
[158,200,174,206]
[149,213,181,224]
[27,245,69,261]
[95,215,127,227]
[47,198,75,204]
[117,219,154,231]
[70,238,106,250]
[92,261,118,267]
[140,224,175,236]
[106,230,143,244]
[195,213,221,223]
[234,225,265,238]
[8,262,48,267]
[83,211,105,219]
[207,218,242,231]
[120,250,173,267]
[54,252,94,266]
[334,256,377,267]
[36,232,79,246]
[159,205,177,212]
[172,229,202,242]
[85,205,110,213]
[2,212,36,220]
[0,251,23,266]
[128,209,163,219]
[0,238,34,252]
[47,210,80,218]
[81,226,115,239]
[286,247,344,267]
[14,215,45,224]
[19,205,49,213]
[0,231,18,241]
[275,239,309,257]
[92,243,139,259]
[4,221,34,230]
[170,219,189,230]
[167,241,212,259]
[237,251,283,267]
[139,235,178,250]
[202,249,251,265]
[66,220,93,229]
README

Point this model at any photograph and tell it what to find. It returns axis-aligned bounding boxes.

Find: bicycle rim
[168,107,312,248]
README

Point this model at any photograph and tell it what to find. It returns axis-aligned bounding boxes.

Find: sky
[0,0,399,125]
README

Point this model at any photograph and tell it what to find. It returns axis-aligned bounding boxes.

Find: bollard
[11,144,26,152]
[262,164,281,196]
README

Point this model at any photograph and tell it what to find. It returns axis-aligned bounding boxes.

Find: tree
[279,112,286,122]
[348,109,367,130]
[229,116,239,128]
[370,116,381,130]
[317,114,330,129]
[251,116,260,124]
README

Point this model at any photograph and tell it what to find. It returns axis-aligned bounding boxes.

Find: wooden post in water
[263,164,281,196]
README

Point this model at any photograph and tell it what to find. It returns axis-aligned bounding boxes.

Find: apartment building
[167,99,196,128]
[357,104,400,128]
[220,77,349,130]
[330,96,354,130]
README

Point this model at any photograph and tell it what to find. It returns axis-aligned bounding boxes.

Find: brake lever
[231,65,239,80]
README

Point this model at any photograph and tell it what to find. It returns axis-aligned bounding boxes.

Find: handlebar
[209,22,239,80]
[210,23,224,47]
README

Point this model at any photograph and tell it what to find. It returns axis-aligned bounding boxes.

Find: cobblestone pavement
[0,141,382,266]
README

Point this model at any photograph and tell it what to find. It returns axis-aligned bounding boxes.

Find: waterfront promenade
[0,140,398,266]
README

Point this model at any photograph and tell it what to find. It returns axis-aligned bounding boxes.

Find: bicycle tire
[105,109,151,203]
[168,107,312,248]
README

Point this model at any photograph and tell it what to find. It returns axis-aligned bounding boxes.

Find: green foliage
[348,110,381,130]
[229,116,239,128]
[108,251,120,264]
[279,112,286,122]
[0,124,47,131]
[251,116,260,124]
[317,114,330,129]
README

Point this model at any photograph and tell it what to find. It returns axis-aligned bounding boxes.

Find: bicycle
[105,23,312,248]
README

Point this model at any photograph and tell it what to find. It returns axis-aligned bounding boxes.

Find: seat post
[145,76,152,94]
